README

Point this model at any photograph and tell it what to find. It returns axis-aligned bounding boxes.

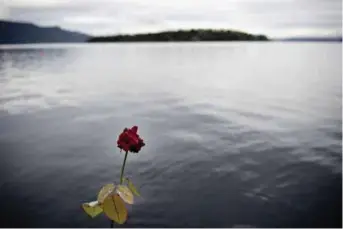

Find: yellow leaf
[127,178,141,196]
[103,194,128,224]
[97,183,115,204]
[82,201,103,218]
[116,185,134,204]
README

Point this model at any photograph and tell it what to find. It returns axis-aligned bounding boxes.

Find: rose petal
[131,126,138,134]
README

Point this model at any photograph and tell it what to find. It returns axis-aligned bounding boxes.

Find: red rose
[117,126,145,153]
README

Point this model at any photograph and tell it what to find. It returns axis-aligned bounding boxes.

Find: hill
[0,20,89,44]
[88,29,269,42]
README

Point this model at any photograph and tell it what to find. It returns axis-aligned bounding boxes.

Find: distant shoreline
[1,20,341,44]
[88,29,269,42]
[1,40,341,47]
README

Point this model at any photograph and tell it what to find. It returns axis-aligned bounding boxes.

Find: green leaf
[116,185,134,204]
[103,194,127,224]
[82,201,103,218]
[126,178,141,196]
[97,183,115,204]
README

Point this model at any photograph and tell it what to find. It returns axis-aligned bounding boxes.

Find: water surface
[0,42,341,227]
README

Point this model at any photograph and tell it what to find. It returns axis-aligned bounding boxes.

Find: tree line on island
[88,29,269,42]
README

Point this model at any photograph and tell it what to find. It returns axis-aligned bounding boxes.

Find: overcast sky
[1,0,342,38]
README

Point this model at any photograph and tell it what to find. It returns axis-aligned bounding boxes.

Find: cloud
[2,0,342,38]
[0,0,9,19]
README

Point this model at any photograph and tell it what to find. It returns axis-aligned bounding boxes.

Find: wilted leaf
[98,183,115,204]
[82,201,103,218]
[103,194,127,224]
[116,185,134,204]
[126,178,140,196]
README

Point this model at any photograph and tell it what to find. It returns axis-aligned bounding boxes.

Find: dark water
[0,43,341,228]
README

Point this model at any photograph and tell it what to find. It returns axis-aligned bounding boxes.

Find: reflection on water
[0,43,341,227]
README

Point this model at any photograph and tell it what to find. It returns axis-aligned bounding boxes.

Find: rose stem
[120,151,129,185]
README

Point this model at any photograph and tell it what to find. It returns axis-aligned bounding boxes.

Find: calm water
[0,43,341,228]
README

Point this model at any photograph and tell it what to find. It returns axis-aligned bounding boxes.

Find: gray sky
[1,0,342,38]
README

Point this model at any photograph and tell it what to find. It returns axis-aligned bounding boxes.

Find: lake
[0,42,341,228]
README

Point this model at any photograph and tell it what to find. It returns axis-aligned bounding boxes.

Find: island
[88,29,269,42]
